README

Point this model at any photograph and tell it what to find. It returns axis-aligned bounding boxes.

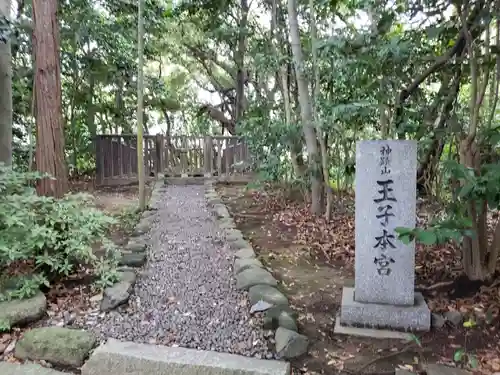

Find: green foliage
[396,158,500,247]
[452,318,479,369]
[114,207,142,233]
[0,319,10,333]
[0,164,119,300]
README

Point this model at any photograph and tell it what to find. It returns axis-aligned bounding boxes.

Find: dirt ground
[216,183,500,375]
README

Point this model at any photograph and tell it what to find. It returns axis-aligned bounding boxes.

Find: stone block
[234,248,256,259]
[248,285,288,306]
[234,258,263,274]
[15,327,97,367]
[339,287,430,331]
[119,252,146,267]
[275,328,308,359]
[355,140,417,305]
[0,362,69,375]
[81,338,290,375]
[0,292,46,328]
[236,268,277,290]
[333,316,413,340]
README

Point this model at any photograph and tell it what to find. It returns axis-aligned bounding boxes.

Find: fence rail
[95,134,251,185]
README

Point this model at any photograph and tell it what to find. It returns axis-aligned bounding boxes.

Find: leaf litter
[218,184,500,375]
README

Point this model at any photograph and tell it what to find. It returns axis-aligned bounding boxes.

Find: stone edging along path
[98,176,165,312]
[203,179,309,359]
[0,178,166,374]
[0,176,302,375]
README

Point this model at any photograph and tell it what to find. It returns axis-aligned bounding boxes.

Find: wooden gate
[94,134,251,185]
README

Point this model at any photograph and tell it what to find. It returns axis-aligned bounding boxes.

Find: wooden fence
[95,134,251,185]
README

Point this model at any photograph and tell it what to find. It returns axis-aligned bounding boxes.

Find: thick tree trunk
[0,0,12,166]
[287,0,323,215]
[32,0,68,197]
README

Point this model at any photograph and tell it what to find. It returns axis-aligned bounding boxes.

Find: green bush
[0,164,120,301]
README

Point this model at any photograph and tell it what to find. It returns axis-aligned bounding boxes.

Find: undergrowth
[0,164,120,302]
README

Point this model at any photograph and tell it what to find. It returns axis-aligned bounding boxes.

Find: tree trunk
[137,0,146,210]
[458,140,495,280]
[87,74,96,138]
[287,0,323,215]
[417,71,461,195]
[32,0,68,197]
[234,0,248,124]
[309,0,331,219]
[0,0,12,166]
[271,0,305,179]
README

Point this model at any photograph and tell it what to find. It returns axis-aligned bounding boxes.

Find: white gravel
[81,185,273,358]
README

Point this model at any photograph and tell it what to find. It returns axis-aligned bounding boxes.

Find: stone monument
[337,140,430,333]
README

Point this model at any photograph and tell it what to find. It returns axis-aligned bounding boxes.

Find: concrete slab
[334,315,413,341]
[339,287,431,331]
[0,362,69,375]
[81,338,290,375]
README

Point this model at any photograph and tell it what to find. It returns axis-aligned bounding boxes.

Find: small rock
[0,292,47,328]
[235,248,256,259]
[444,310,463,326]
[236,268,277,290]
[15,327,97,367]
[275,327,308,359]
[226,230,244,242]
[265,306,298,331]
[234,258,263,274]
[249,285,288,306]
[218,220,234,230]
[131,221,150,237]
[263,315,279,330]
[119,252,146,267]
[214,205,229,218]
[250,300,274,314]
[100,272,136,312]
[231,238,251,250]
[431,313,446,329]
[207,197,221,205]
[125,241,147,253]
[119,271,137,284]
[141,210,155,219]
[278,312,298,331]
[101,281,133,312]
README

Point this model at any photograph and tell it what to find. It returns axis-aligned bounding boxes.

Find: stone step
[0,362,69,375]
[81,339,290,375]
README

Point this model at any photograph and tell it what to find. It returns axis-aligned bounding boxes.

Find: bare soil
[216,183,500,375]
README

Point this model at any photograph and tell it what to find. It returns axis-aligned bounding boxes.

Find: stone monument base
[338,287,431,332]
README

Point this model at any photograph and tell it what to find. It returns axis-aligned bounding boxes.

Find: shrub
[0,164,120,301]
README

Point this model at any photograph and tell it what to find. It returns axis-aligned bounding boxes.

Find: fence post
[204,135,213,177]
[95,136,103,185]
[155,134,164,176]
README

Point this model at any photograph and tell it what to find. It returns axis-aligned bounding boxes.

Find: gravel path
[84,185,273,358]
